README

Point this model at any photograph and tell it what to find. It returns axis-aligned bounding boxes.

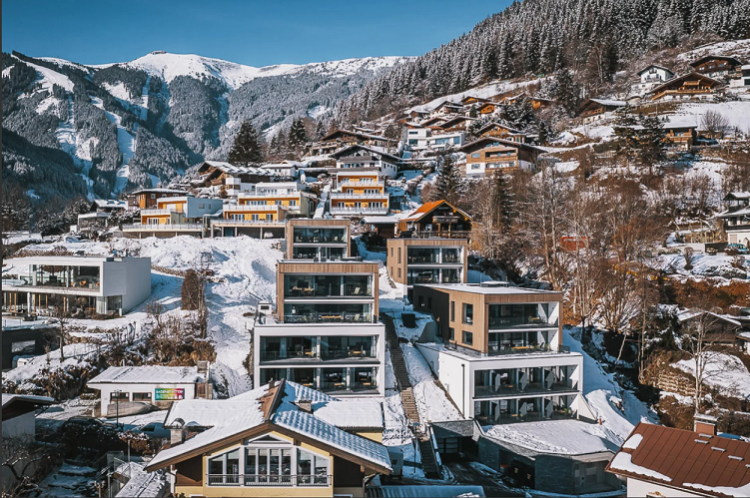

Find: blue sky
[2,0,509,66]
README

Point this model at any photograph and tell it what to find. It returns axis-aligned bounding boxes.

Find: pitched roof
[329,145,402,163]
[147,380,391,473]
[637,64,674,76]
[606,422,750,497]
[321,129,393,143]
[578,98,627,113]
[689,55,745,68]
[400,200,472,223]
[2,394,54,408]
[197,161,278,177]
[437,116,475,129]
[647,72,723,95]
[458,136,545,154]
[476,121,525,136]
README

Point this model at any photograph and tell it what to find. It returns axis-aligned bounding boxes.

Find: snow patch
[609,452,672,482]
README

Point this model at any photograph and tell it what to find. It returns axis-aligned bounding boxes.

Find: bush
[182,269,202,311]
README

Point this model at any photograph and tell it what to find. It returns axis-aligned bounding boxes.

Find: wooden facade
[396,200,473,239]
[664,124,698,149]
[276,261,381,323]
[285,219,352,259]
[648,72,722,102]
[387,238,469,287]
[689,56,744,78]
[412,285,563,354]
[127,189,185,210]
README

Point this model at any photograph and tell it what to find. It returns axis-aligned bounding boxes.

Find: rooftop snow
[2,394,55,408]
[418,282,561,296]
[88,366,204,385]
[115,462,169,498]
[484,420,619,456]
[610,452,673,482]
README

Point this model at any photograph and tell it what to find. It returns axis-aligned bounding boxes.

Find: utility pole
[114,389,121,429]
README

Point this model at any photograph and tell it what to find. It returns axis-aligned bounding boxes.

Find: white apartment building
[412,283,591,423]
[123,195,224,238]
[2,256,152,318]
[405,127,465,151]
[330,145,401,178]
[330,170,389,216]
[631,65,675,95]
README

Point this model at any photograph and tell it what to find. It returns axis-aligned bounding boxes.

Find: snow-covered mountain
[2,50,411,200]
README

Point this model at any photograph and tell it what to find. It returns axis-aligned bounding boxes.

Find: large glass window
[283,303,372,323]
[293,227,346,243]
[441,268,461,284]
[320,336,375,360]
[488,303,552,328]
[407,248,440,264]
[463,303,473,325]
[297,449,329,485]
[284,275,372,299]
[442,248,461,263]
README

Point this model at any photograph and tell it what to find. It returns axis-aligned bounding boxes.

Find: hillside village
[3,26,750,498]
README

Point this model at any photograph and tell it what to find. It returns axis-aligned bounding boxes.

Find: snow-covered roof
[588,98,627,107]
[483,420,619,456]
[2,393,55,408]
[637,64,674,75]
[676,309,741,327]
[199,161,277,176]
[94,199,128,209]
[419,282,561,296]
[115,462,169,498]
[148,380,391,473]
[88,366,205,385]
[330,145,402,163]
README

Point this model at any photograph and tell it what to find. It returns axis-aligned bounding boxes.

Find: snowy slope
[92,52,413,90]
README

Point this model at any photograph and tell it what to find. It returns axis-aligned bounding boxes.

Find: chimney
[694,413,718,436]
[296,399,313,413]
[170,418,186,446]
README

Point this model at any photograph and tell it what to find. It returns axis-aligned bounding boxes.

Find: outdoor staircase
[418,439,441,479]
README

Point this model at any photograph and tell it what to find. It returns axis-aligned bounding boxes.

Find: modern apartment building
[285,219,351,260]
[123,196,223,238]
[411,282,588,423]
[387,237,468,298]
[330,171,389,217]
[2,256,151,318]
[718,191,750,246]
[254,259,385,396]
[330,145,401,178]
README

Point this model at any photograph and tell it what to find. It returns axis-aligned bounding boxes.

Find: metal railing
[212,220,284,227]
[283,313,374,324]
[224,204,285,212]
[141,208,179,216]
[330,192,388,199]
[122,223,204,231]
[207,474,331,487]
[330,207,388,215]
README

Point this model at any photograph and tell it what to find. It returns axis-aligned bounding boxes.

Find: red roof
[400,200,472,223]
[606,423,750,497]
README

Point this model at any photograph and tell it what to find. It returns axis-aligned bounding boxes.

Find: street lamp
[113,389,121,429]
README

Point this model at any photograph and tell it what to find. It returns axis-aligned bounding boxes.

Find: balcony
[122,223,203,232]
[141,208,177,216]
[330,206,389,215]
[282,313,373,324]
[474,382,578,398]
[240,191,301,198]
[225,204,284,212]
[207,474,330,487]
[330,192,388,199]
[260,349,377,363]
[485,344,569,356]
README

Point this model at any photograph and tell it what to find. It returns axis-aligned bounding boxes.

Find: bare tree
[48,293,71,362]
[681,310,725,414]
[701,110,730,139]
[2,436,60,497]
[683,246,696,271]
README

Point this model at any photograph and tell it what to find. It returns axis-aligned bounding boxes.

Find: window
[398,268,401,278]
[463,331,473,345]
[133,392,152,401]
[451,301,455,322]
[150,194,156,199]
[449,327,455,340]
[199,203,205,209]
[110,391,129,401]
[463,303,473,325]
[11,340,35,354]
[398,247,402,264]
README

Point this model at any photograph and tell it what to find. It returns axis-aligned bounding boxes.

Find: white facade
[2,256,152,316]
[2,411,35,438]
[416,343,587,420]
[254,322,387,397]
[625,478,702,498]
[90,380,200,416]
[406,128,465,151]
[631,65,675,95]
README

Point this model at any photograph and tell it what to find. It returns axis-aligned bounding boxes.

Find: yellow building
[124,196,223,238]
[330,171,389,216]
[145,379,391,497]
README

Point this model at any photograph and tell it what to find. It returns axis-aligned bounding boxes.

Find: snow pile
[674,353,750,398]
[401,343,463,423]
[391,312,433,342]
[683,482,750,498]
[671,102,750,132]
[483,419,619,455]
[622,433,643,450]
[564,328,657,445]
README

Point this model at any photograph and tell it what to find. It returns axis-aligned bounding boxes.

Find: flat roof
[483,420,619,456]
[417,282,562,296]
[417,342,581,363]
[88,366,204,385]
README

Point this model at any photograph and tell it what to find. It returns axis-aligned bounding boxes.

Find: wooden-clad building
[647,72,722,102]
[127,188,187,210]
[285,219,351,260]
[387,237,468,297]
[577,99,627,123]
[476,122,527,143]
[396,200,473,239]
[689,55,745,79]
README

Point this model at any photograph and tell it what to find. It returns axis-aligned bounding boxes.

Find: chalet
[127,188,187,210]
[77,199,128,234]
[419,116,448,128]
[260,160,305,178]
[476,122,527,143]
[460,137,545,176]
[430,101,464,117]
[308,130,396,157]
[396,200,473,239]
[689,55,744,79]
[405,127,465,150]
[438,115,475,132]
[577,99,627,123]
[460,95,491,107]
[606,418,750,498]
[663,117,698,150]
[631,65,675,95]
[476,102,498,115]
[717,192,750,247]
[330,145,401,178]
[406,109,431,120]
[145,380,392,497]
[195,161,277,197]
[647,72,722,103]
[677,309,743,350]
[528,96,554,109]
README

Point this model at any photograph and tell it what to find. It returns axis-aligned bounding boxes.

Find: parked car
[135,422,170,440]
[727,243,749,255]
[62,416,117,430]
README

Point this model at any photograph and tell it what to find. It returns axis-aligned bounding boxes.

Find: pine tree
[537,120,550,145]
[493,171,516,234]
[639,114,665,174]
[431,153,463,204]
[228,120,264,165]
[288,118,308,151]
[614,112,640,170]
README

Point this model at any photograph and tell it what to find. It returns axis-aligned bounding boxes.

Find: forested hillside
[336,0,750,122]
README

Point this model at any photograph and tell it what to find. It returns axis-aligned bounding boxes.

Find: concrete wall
[186,198,224,219]
[103,258,152,313]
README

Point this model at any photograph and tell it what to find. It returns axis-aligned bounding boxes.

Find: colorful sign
[155,388,185,401]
